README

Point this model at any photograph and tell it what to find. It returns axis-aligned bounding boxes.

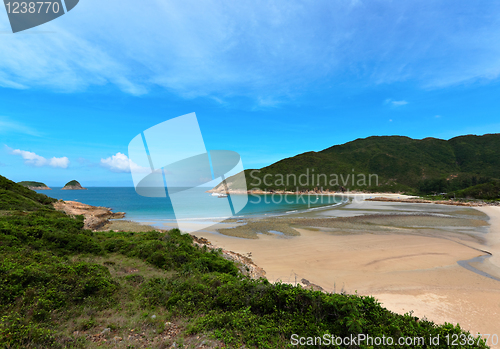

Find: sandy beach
[180,198,500,346]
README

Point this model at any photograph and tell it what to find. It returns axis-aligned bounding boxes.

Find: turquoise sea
[37,187,344,224]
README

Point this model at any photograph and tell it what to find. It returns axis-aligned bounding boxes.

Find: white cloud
[392,100,408,106]
[12,149,46,166]
[384,99,408,107]
[101,152,150,173]
[49,157,70,168]
[9,147,69,168]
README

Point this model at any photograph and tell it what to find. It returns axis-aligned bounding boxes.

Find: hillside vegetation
[0,174,489,348]
[0,176,55,211]
[221,134,500,197]
[453,180,500,200]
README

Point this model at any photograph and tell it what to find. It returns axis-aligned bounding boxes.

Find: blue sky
[1,0,500,186]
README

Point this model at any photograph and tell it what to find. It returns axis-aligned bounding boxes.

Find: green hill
[62,179,87,190]
[222,134,500,195]
[0,175,56,211]
[18,181,49,188]
[64,180,80,187]
[454,180,500,200]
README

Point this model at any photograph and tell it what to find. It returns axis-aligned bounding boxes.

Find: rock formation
[53,200,125,230]
[17,181,51,190]
[62,180,87,190]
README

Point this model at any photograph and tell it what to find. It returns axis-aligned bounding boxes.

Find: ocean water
[37,187,343,222]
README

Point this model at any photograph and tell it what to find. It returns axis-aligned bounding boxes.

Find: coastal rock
[62,180,87,190]
[220,249,267,279]
[53,200,125,230]
[300,278,325,292]
[27,186,51,190]
[17,181,52,190]
[191,234,266,279]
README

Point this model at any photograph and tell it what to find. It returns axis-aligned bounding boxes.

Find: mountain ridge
[214,133,500,195]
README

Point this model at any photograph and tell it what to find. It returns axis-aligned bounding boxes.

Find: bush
[141,275,488,348]
[0,250,117,348]
[102,229,239,275]
[0,210,103,255]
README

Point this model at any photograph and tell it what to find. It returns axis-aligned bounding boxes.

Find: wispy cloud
[1,1,500,100]
[0,17,145,95]
[392,100,408,106]
[100,152,149,173]
[0,117,41,136]
[7,146,69,168]
[384,99,408,107]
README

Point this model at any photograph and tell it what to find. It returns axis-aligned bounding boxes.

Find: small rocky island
[61,180,87,190]
[18,181,51,190]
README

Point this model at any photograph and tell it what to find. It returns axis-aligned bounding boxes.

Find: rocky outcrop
[27,185,51,190]
[62,180,87,190]
[220,249,267,279]
[53,200,125,230]
[18,181,51,190]
[191,235,266,279]
[300,278,325,292]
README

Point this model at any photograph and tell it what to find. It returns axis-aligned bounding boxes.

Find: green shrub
[102,229,239,275]
[0,210,103,255]
[0,250,118,348]
[141,274,488,348]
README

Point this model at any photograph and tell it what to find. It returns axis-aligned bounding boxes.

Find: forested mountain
[221,134,500,195]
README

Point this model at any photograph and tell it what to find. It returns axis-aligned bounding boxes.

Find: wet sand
[476,207,500,280]
[190,200,500,346]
